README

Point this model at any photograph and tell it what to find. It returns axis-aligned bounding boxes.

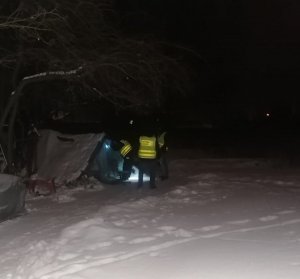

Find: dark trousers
[159,153,169,179]
[138,159,157,188]
[122,157,133,180]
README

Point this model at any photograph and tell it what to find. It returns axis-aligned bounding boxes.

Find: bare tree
[0,0,193,172]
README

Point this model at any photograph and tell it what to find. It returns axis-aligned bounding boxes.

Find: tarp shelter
[0,174,25,222]
[34,129,142,187]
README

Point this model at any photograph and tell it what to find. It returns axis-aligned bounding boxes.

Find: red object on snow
[27,178,56,196]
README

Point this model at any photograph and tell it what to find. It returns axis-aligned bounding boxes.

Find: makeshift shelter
[33,129,145,190]
[87,136,127,184]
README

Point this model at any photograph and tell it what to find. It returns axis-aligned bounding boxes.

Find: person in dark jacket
[158,130,169,180]
[119,139,134,180]
[111,138,134,181]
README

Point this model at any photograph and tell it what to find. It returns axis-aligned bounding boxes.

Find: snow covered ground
[0,151,300,279]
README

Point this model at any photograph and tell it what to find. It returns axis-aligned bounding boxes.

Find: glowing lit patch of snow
[0,157,300,279]
[126,165,150,182]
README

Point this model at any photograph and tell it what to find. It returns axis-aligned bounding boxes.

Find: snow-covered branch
[23,66,83,81]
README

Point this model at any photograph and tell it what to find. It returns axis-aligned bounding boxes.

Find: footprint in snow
[58,253,78,261]
[112,220,126,226]
[113,236,126,243]
[158,226,177,231]
[227,219,250,225]
[90,242,112,249]
[259,216,278,222]
[172,229,194,238]
[197,225,221,232]
[155,226,194,238]
[151,218,158,223]
[274,181,295,186]
[129,237,157,244]
[277,210,295,215]
[154,226,176,237]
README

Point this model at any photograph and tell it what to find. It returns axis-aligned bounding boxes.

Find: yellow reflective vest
[138,136,157,159]
[120,140,132,157]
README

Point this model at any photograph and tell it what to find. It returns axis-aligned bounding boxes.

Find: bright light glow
[126,166,150,182]
[266,113,270,117]
[104,144,110,149]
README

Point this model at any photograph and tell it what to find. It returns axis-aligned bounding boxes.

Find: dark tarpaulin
[0,174,25,222]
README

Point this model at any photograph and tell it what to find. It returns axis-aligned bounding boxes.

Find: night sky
[117,0,300,123]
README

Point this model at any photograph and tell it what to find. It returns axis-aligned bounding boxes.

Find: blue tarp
[87,137,125,184]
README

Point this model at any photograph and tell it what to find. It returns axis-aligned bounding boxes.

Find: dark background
[116,0,300,122]
[115,0,300,161]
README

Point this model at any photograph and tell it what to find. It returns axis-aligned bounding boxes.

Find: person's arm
[155,136,161,158]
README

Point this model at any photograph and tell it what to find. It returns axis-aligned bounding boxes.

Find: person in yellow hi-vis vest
[119,139,134,180]
[111,138,134,181]
[137,133,160,188]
